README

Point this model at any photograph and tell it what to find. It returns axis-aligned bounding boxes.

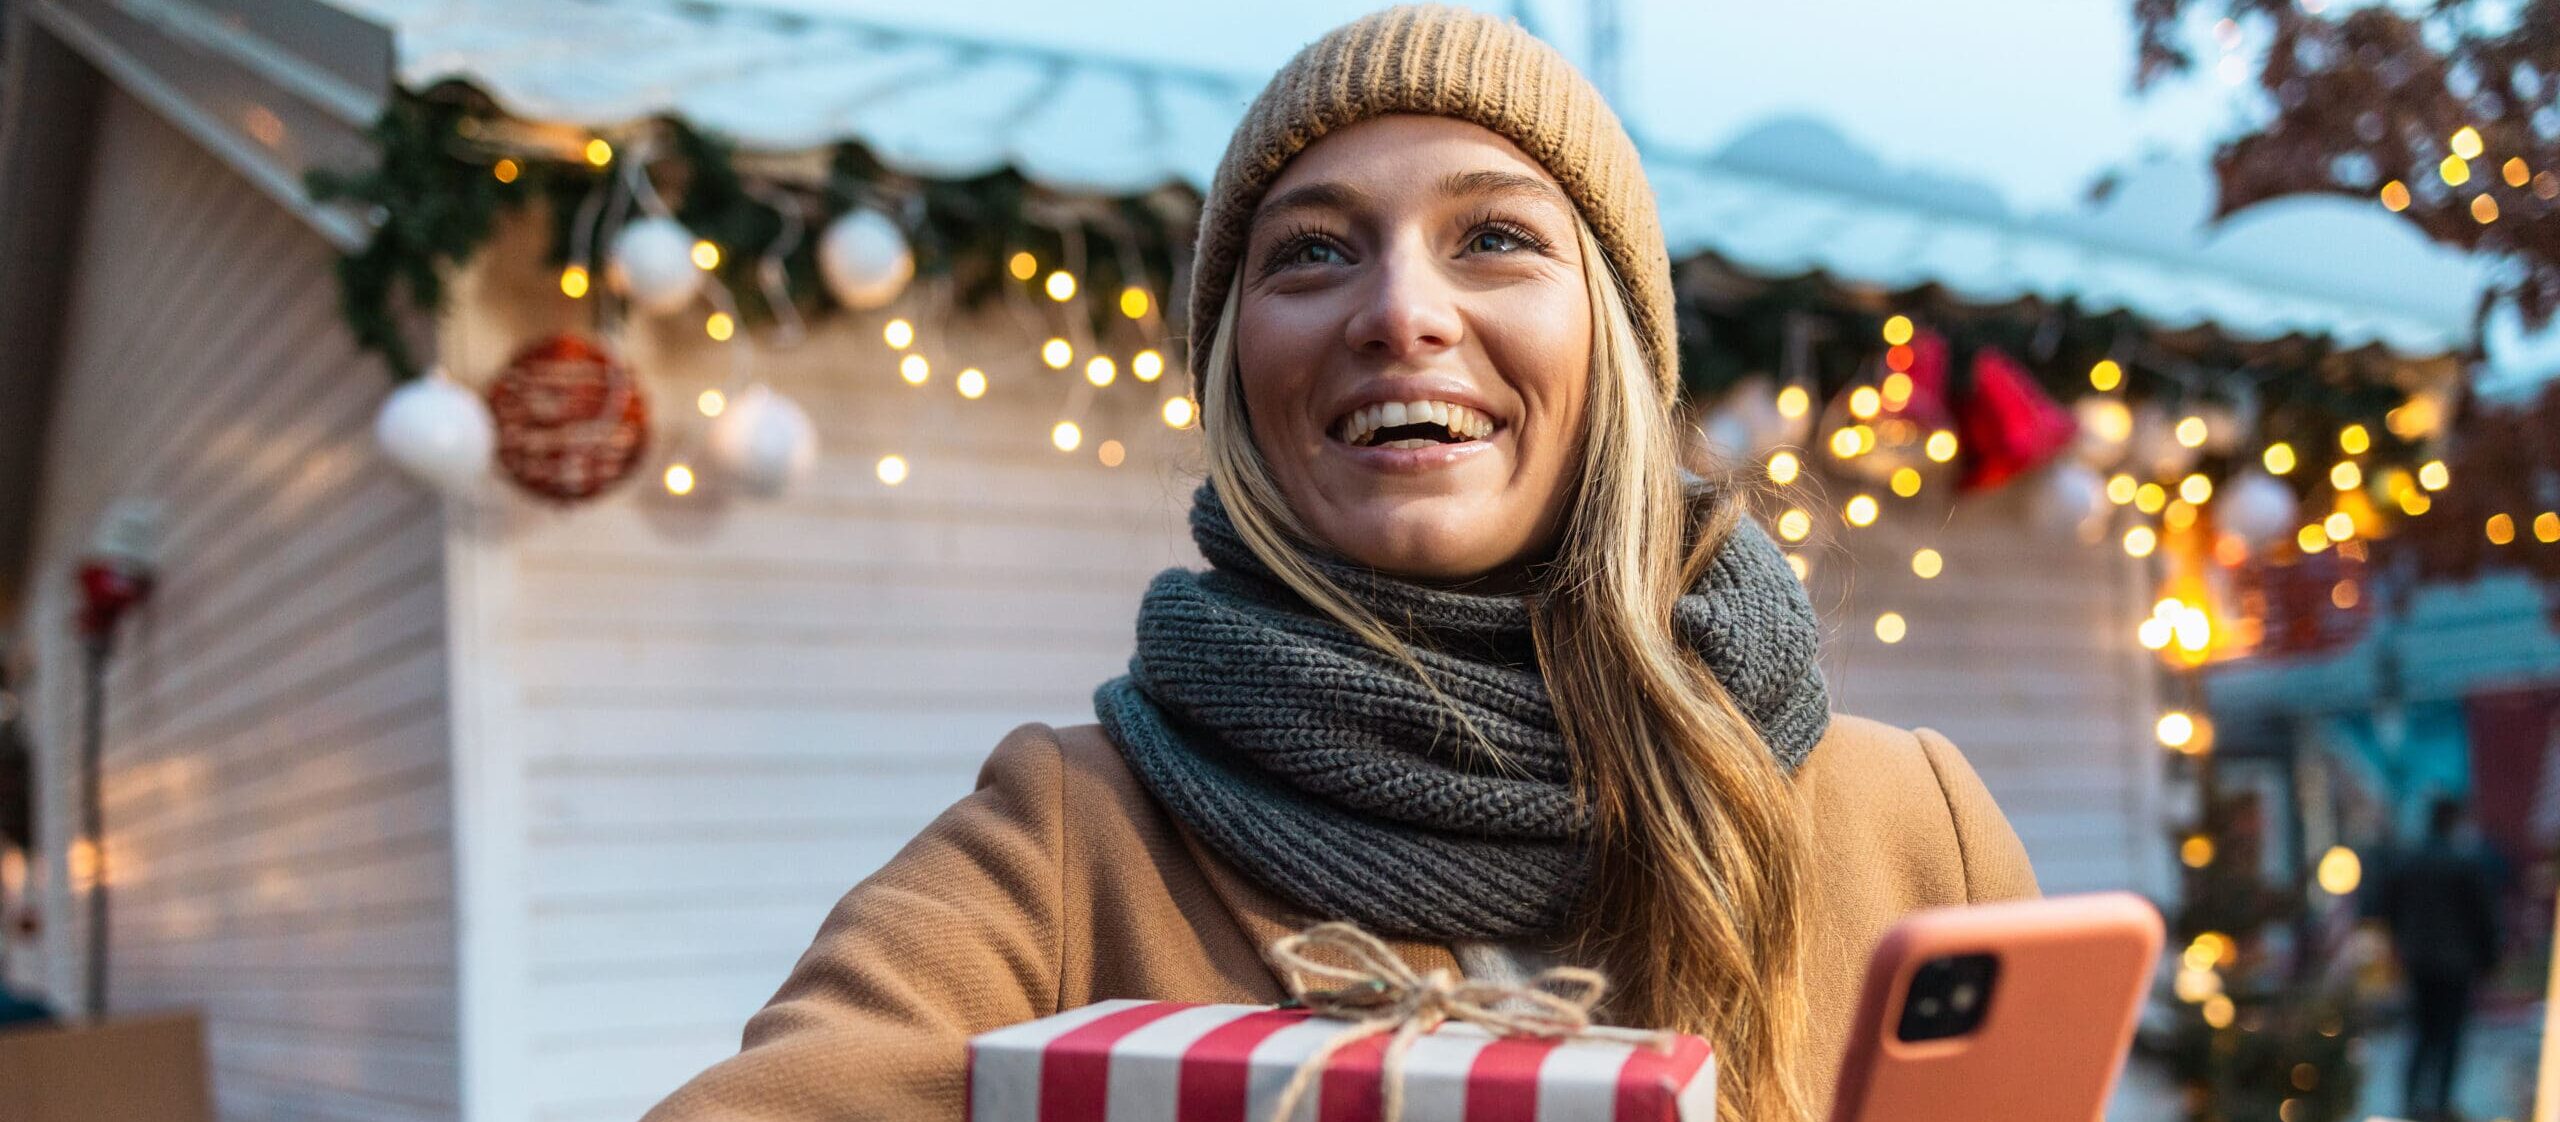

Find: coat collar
[1171,817,1467,990]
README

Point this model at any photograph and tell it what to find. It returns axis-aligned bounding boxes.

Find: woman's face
[1234,114,1593,587]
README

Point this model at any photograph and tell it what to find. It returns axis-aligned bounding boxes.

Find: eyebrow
[1252,169,1571,227]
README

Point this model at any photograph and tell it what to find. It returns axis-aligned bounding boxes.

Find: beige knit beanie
[1189,4,1677,401]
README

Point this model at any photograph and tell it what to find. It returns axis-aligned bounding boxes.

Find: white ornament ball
[375,372,494,497]
[609,217,706,315]
[708,385,819,498]
[2219,470,2299,548]
[818,208,915,311]
[2029,462,2110,541]
[2071,396,2134,469]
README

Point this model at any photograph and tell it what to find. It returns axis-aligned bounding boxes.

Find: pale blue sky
[777,0,2245,210]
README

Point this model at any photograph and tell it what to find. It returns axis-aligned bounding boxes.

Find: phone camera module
[1895,953,2000,1042]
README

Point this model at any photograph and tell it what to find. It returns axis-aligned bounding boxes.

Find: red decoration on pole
[1957,346,2078,493]
[73,559,153,645]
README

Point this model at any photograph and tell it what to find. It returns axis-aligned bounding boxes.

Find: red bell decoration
[1958,346,2078,493]
[1889,330,1961,435]
[74,559,153,644]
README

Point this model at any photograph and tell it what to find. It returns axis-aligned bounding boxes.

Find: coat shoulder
[1018,722,1287,1005]
[1795,713,2039,905]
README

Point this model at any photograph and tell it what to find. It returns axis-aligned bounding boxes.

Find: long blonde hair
[1196,218,1813,1122]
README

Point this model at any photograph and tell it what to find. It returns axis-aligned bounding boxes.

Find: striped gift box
[967,999,1715,1122]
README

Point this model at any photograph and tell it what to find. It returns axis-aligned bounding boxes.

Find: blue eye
[1288,239,1348,266]
[1468,227,1527,254]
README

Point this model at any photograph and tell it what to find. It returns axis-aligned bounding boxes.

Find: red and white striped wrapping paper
[967,999,1715,1122]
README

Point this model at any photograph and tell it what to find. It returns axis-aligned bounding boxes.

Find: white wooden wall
[1801,483,2171,899]
[445,217,2166,1119]
[10,89,457,1120]
[442,218,1204,1122]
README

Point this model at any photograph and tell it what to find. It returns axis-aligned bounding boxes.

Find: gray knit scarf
[1093,484,1830,941]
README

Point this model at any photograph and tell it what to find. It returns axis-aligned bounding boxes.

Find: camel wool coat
[641,713,2038,1120]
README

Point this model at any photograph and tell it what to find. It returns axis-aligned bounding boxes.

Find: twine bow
[1261,922,1672,1122]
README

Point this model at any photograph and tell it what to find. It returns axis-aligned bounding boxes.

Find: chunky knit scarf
[1094,484,1830,940]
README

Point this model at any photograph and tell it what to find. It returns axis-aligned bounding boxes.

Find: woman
[643,7,2034,1121]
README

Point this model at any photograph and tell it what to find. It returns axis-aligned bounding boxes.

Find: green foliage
[310,87,1194,381]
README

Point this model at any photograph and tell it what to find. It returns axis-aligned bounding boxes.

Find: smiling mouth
[1331,400,1499,449]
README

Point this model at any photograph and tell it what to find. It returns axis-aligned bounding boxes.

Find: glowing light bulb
[1776,509,1812,542]
[2181,835,2215,868]
[2124,526,2159,558]
[1133,349,1165,382]
[2136,484,2167,514]
[697,389,726,417]
[705,312,735,341]
[2297,525,2330,554]
[2107,474,2138,505]
[2330,461,2361,491]
[2451,126,2484,160]
[1924,430,1959,463]
[2316,846,2361,895]
[2418,460,2449,491]
[1844,494,1879,527]
[2380,180,2411,211]
[493,158,521,184]
[900,354,930,385]
[2488,513,2517,545]
[2175,415,2209,448]
[1085,356,1116,387]
[1162,396,1196,429]
[883,318,914,349]
[584,138,613,166]
[663,463,696,495]
[1775,385,1810,419]
[1874,612,1907,644]
[1099,440,1126,467]
[2179,474,2213,505]
[1050,420,1082,452]
[1881,315,1914,346]
[1911,549,1942,579]
[2089,359,2123,392]
[1890,467,1922,498]
[2339,424,2370,455]
[560,265,592,299]
[2441,154,2472,186]
[2473,194,2501,224]
[1008,251,1038,281]
[2263,442,2297,475]
[876,455,908,485]
[1120,287,1151,319]
[956,368,987,399]
[1767,451,1801,485]
[2325,512,2355,542]
[691,240,721,270]
[1042,338,1072,369]
[1849,387,1882,420]
[1045,271,1077,302]
[2156,711,2196,749]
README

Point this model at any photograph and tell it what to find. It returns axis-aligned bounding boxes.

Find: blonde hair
[1196,218,1813,1122]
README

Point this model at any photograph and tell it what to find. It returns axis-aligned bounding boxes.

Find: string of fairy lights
[515,133,1204,500]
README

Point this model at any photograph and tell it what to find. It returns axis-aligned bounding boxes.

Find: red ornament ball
[485,334,650,501]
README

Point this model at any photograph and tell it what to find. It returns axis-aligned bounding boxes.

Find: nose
[1343,238,1464,361]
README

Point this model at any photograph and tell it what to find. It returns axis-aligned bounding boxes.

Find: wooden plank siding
[9,89,456,1120]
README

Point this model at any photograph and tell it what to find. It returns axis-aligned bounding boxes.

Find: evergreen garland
[310,86,1194,382]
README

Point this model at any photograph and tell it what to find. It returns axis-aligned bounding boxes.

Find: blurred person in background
[2372,795,2504,1122]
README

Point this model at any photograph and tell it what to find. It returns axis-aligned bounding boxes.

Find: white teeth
[1337,399,1497,447]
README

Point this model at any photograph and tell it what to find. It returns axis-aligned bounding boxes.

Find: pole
[80,637,107,1021]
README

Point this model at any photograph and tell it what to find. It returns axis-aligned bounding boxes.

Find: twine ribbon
[1260,922,1674,1122]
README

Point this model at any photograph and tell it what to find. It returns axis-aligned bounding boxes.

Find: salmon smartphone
[1828,892,2164,1122]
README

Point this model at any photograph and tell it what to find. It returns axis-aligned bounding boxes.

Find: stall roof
[340,0,2487,356]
